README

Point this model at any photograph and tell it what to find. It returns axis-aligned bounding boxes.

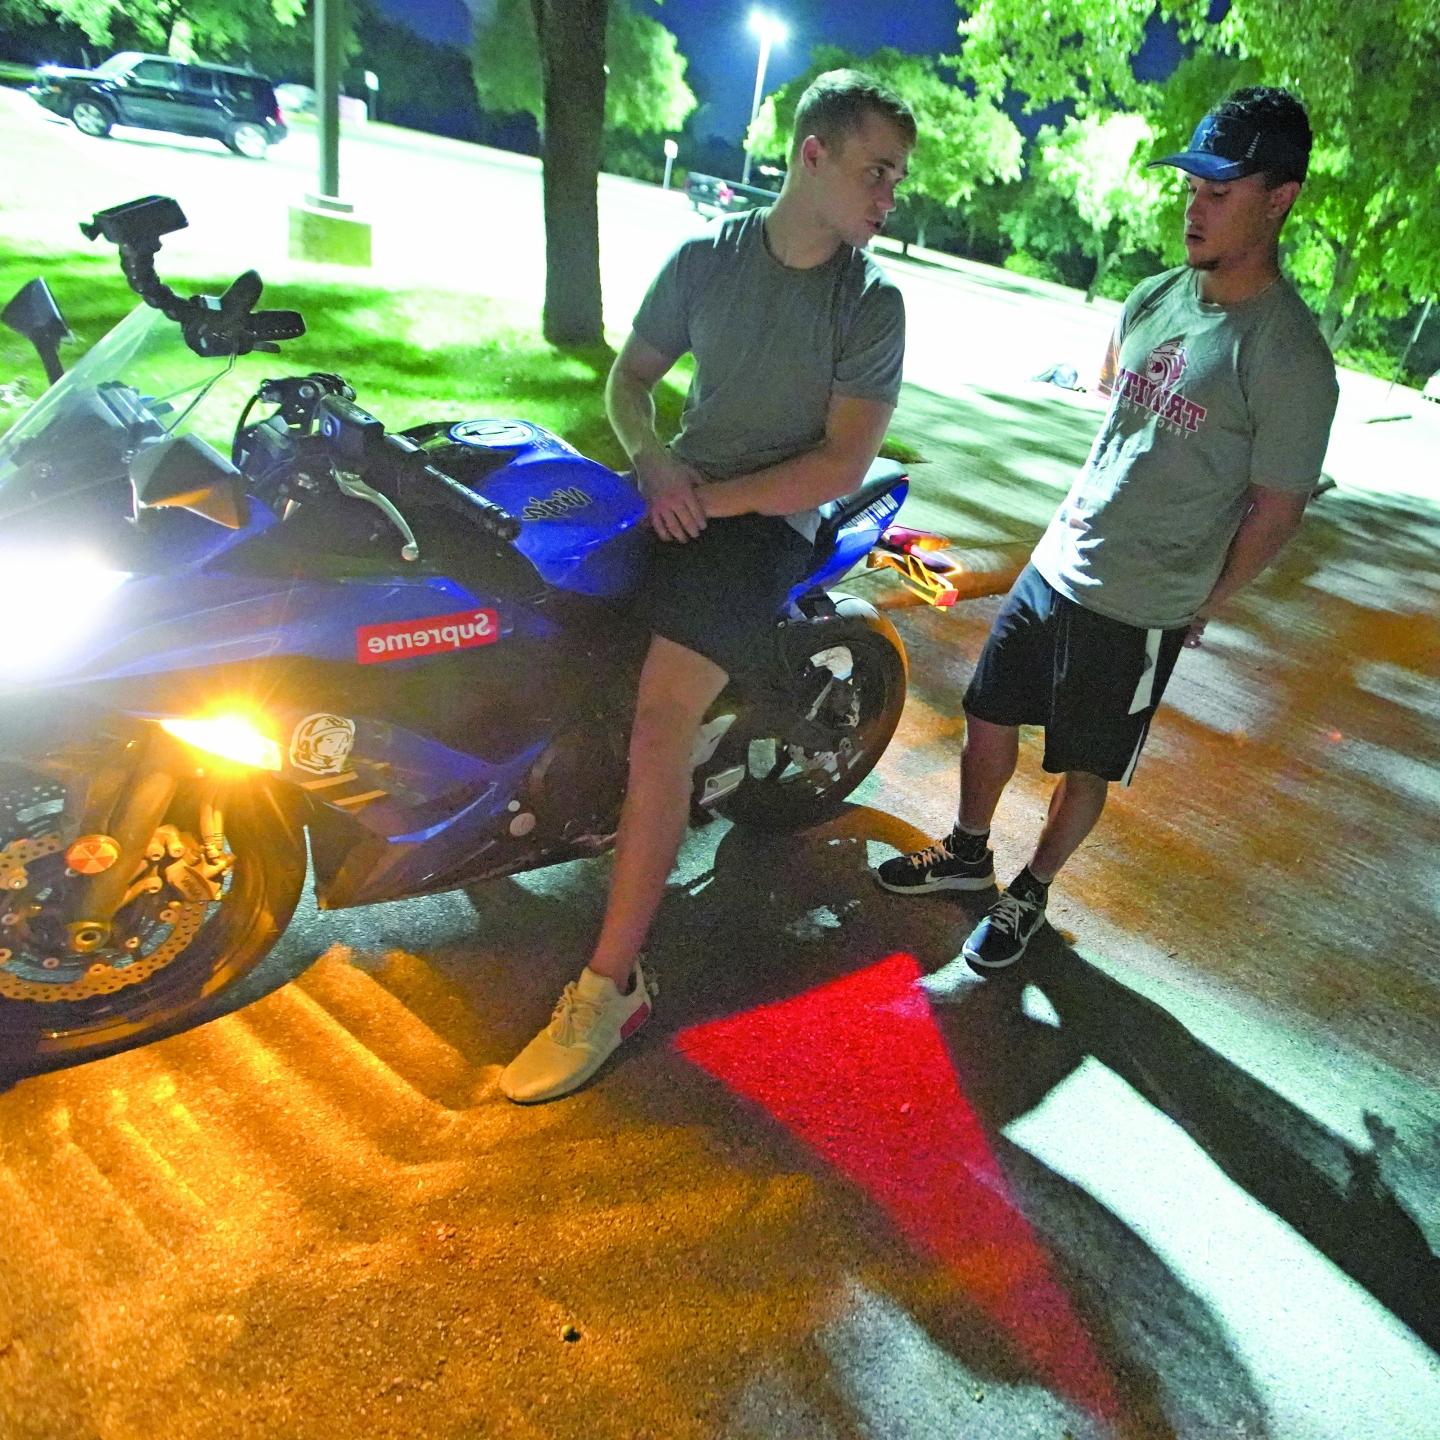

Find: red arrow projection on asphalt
[674,953,1121,1421]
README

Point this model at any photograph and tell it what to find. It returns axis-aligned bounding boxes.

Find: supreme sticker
[357,607,499,664]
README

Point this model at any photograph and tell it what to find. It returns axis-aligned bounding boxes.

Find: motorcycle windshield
[0,303,240,514]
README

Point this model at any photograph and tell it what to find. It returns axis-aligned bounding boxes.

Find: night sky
[378,0,1180,142]
[383,0,966,139]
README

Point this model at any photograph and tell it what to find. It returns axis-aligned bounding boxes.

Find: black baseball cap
[1150,109,1309,183]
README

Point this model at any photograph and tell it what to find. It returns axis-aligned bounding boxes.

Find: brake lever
[333,470,421,562]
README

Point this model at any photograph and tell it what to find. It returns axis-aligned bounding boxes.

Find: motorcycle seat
[811,458,907,564]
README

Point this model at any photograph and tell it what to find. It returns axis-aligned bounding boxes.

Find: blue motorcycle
[0,196,933,1073]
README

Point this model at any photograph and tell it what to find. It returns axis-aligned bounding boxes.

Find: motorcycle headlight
[1,549,132,681]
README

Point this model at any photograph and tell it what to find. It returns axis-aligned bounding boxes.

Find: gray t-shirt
[632,207,905,540]
[1032,266,1339,630]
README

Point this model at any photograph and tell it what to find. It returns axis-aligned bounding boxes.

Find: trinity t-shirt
[1032,266,1338,630]
[632,207,905,540]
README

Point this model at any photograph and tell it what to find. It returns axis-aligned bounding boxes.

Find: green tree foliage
[958,0,1170,113]
[472,0,695,136]
[13,0,303,54]
[340,4,479,138]
[956,0,1440,341]
[748,46,1022,248]
[1028,110,1164,301]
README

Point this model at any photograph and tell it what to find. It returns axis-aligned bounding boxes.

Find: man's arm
[1097,324,1122,397]
[606,331,708,542]
[698,393,895,520]
[1186,483,1308,645]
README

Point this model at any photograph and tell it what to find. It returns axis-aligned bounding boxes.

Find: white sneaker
[499,963,656,1103]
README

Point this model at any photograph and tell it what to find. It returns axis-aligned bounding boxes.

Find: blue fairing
[788,479,908,605]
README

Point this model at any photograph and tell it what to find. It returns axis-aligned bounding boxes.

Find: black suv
[28,52,288,159]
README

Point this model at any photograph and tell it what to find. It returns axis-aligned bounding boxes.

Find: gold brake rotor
[0,833,210,1003]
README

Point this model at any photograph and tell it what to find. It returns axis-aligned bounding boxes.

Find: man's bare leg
[499,635,728,1103]
[1028,770,1109,883]
[587,635,728,987]
[875,711,1018,893]
[963,766,1109,973]
[958,713,1020,834]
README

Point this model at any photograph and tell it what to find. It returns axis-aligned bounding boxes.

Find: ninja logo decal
[290,713,356,776]
[356,607,500,664]
[521,486,591,520]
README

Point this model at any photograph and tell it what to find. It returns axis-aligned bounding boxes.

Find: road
[2,87,1438,1440]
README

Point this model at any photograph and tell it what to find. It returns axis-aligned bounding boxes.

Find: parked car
[1424,370,1440,403]
[684,172,781,216]
[28,52,287,159]
[274,82,316,116]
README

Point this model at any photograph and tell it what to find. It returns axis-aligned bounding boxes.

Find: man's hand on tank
[640,458,708,543]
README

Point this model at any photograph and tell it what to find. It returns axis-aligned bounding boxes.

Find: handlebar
[316,394,521,544]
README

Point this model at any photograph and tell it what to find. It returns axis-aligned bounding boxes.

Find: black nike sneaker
[874,826,995,894]
[962,868,1049,973]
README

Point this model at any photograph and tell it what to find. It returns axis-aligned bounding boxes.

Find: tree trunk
[1085,237,1114,304]
[916,219,928,249]
[1319,245,1363,345]
[1330,293,1365,354]
[530,0,609,345]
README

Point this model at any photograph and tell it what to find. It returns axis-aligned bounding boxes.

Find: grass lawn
[0,244,686,469]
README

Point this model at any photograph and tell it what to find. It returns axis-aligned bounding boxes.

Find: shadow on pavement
[1006,933,1440,1354]
[634,809,1439,1411]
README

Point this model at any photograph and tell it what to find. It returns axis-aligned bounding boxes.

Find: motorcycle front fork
[58,761,230,955]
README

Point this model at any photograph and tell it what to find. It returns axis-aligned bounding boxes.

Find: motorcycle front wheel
[0,768,306,1076]
[716,606,908,833]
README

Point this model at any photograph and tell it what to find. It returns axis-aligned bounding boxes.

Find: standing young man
[875,87,1338,974]
[502,72,916,1102]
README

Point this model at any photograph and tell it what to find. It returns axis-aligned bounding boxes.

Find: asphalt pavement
[2,86,1438,1439]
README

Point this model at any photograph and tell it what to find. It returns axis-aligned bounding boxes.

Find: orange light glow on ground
[675,954,1122,1422]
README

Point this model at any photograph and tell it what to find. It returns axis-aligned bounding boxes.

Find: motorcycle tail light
[159,713,282,771]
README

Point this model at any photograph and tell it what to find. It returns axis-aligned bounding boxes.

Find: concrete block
[288,203,372,267]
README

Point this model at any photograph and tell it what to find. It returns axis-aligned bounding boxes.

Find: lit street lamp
[741,9,787,187]
[364,69,379,124]
[662,137,679,190]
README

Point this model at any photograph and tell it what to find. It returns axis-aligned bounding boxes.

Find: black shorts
[636,513,815,682]
[963,564,1187,784]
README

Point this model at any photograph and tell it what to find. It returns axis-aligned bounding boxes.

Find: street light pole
[741,10,786,187]
[312,0,344,207]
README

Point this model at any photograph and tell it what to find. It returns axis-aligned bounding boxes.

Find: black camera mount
[81,196,305,358]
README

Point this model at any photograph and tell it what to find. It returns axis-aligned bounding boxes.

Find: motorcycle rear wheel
[0,772,305,1076]
[716,608,907,833]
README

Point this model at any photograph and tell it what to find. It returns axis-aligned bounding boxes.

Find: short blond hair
[790,70,916,159]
